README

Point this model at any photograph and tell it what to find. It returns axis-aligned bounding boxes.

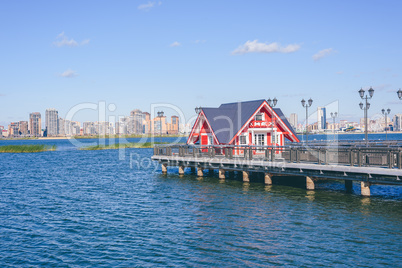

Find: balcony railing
[153,144,402,169]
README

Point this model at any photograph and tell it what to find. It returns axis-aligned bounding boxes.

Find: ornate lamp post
[267,98,278,146]
[301,98,313,144]
[381,108,391,141]
[157,111,164,143]
[358,87,374,147]
[397,89,402,100]
[330,112,338,136]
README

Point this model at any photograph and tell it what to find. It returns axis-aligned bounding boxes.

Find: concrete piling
[306,176,315,190]
[197,167,204,177]
[219,169,225,180]
[242,171,250,182]
[161,163,167,174]
[361,181,371,196]
[179,166,185,175]
[264,173,273,185]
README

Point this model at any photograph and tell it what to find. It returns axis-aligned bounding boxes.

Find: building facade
[29,112,42,136]
[289,113,298,129]
[393,114,402,131]
[46,108,59,136]
[317,107,326,130]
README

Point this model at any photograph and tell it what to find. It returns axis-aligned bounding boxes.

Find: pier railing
[154,144,402,169]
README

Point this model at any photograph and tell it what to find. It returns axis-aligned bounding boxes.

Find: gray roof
[201,99,298,144]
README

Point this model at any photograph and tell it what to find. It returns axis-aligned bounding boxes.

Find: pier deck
[152,144,402,196]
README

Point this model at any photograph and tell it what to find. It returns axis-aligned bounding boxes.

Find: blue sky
[0,0,401,127]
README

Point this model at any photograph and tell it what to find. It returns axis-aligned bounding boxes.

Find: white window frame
[239,135,247,145]
[255,113,264,121]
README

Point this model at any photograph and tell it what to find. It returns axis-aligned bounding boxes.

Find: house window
[209,136,214,145]
[240,135,247,145]
[255,134,265,146]
[255,113,264,121]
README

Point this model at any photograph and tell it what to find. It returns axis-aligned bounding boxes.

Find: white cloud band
[232,40,300,55]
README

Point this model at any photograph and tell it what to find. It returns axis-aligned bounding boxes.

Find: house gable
[187,99,299,145]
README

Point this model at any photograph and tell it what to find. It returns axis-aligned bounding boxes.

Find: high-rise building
[289,113,298,129]
[58,118,66,136]
[19,121,28,135]
[8,122,20,137]
[143,112,151,134]
[169,116,179,134]
[394,114,402,131]
[29,112,42,136]
[46,108,59,136]
[129,109,144,134]
[83,122,96,135]
[317,107,326,130]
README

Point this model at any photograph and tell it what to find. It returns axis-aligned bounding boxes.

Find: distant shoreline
[1,132,402,141]
[0,134,187,141]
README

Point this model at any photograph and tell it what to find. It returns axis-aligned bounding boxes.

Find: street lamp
[267,98,278,146]
[397,89,402,100]
[381,108,391,141]
[330,112,338,136]
[301,98,313,144]
[157,111,164,143]
[358,87,374,146]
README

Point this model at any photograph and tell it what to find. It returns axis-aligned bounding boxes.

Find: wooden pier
[152,144,402,196]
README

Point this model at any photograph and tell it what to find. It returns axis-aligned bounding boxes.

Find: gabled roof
[202,99,266,144]
[199,99,299,144]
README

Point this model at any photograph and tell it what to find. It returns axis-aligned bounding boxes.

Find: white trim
[229,101,299,143]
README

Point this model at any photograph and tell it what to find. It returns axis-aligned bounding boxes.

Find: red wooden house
[187,99,299,151]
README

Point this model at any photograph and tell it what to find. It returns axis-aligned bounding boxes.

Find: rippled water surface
[0,137,401,267]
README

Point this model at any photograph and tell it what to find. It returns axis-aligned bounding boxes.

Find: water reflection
[264,185,272,192]
[242,182,250,192]
[306,190,315,201]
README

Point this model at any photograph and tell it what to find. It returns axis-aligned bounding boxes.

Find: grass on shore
[80,142,169,150]
[0,144,57,153]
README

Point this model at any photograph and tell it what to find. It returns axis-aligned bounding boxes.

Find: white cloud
[312,48,334,61]
[138,1,161,11]
[170,41,181,47]
[53,32,90,47]
[60,69,78,78]
[336,71,344,75]
[232,40,300,55]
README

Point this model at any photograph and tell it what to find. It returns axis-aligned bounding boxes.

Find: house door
[255,134,265,153]
[255,134,265,146]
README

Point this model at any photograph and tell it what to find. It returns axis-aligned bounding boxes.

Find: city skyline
[0,1,402,126]
[2,103,401,138]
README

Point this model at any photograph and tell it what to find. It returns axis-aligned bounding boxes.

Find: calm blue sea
[0,134,401,266]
